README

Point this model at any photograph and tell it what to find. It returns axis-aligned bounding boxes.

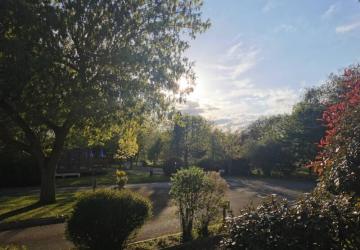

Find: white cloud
[336,21,360,33]
[218,42,261,80]
[180,87,299,130]
[179,42,300,130]
[262,0,277,13]
[273,24,296,33]
[322,4,337,20]
[226,42,243,57]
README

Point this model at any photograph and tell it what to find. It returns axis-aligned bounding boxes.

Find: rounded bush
[66,189,152,250]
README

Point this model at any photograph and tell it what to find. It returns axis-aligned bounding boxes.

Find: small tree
[196,171,228,237]
[170,167,206,242]
[115,123,139,162]
[115,170,128,189]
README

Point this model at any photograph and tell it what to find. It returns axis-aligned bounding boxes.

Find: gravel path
[0,177,315,249]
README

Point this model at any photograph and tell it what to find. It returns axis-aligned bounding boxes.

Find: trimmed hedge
[66,189,152,250]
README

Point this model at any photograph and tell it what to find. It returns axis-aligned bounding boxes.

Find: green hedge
[66,189,152,250]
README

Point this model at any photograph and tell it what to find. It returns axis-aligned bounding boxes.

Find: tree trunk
[39,161,57,204]
[182,214,193,242]
[184,148,188,167]
[184,220,193,242]
[37,129,67,204]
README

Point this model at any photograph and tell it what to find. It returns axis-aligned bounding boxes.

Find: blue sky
[180,0,360,130]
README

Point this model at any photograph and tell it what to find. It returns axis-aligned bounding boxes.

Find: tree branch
[0,123,32,153]
[0,99,43,159]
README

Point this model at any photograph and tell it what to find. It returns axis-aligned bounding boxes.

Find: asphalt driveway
[0,177,315,249]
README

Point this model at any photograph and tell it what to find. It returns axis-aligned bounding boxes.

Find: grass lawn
[0,169,169,223]
[56,169,169,187]
[0,190,78,223]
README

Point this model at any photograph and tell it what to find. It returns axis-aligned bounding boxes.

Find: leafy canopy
[0,0,210,157]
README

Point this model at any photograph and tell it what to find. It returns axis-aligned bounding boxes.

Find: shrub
[222,194,360,250]
[196,171,228,237]
[163,157,183,176]
[229,158,251,176]
[116,170,128,189]
[170,167,228,242]
[170,166,206,242]
[197,158,226,171]
[309,66,360,195]
[66,189,152,250]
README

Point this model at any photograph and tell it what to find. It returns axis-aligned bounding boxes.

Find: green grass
[0,245,27,250]
[0,170,168,223]
[0,190,78,223]
[56,169,169,187]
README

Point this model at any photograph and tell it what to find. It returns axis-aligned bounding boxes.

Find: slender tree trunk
[184,220,193,242]
[182,211,193,242]
[184,147,188,167]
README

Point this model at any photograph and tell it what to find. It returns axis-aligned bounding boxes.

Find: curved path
[0,177,315,249]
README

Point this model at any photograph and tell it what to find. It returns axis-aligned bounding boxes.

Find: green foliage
[310,66,360,196]
[170,167,207,242]
[222,67,360,249]
[66,189,152,250]
[116,170,128,189]
[238,89,326,177]
[222,194,360,250]
[0,0,209,203]
[170,167,228,242]
[142,114,238,171]
[169,114,212,166]
[196,172,228,237]
[115,123,139,161]
[0,191,78,223]
[127,234,181,250]
[148,137,163,165]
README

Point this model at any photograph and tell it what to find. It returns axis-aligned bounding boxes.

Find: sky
[179,0,360,130]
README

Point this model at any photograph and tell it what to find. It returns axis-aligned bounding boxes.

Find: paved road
[0,177,315,249]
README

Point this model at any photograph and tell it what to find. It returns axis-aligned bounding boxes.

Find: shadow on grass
[0,202,42,222]
[0,191,77,222]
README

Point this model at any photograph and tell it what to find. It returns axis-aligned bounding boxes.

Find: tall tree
[0,0,209,203]
[169,114,211,166]
[309,66,360,195]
